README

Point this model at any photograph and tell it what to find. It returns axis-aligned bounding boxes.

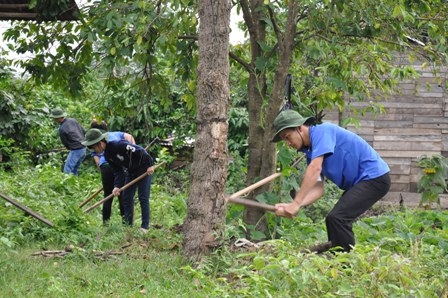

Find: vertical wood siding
[325,62,447,205]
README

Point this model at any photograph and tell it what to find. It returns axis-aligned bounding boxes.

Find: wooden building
[325,60,448,208]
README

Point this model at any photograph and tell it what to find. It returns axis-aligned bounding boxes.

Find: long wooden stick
[227,196,276,211]
[228,172,282,200]
[79,187,103,208]
[0,192,54,227]
[79,141,157,208]
[226,154,306,210]
[228,154,305,200]
[224,173,281,212]
[83,162,165,213]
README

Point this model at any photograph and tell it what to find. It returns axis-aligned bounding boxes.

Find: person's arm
[299,181,324,207]
[110,164,125,197]
[93,155,100,169]
[293,156,324,205]
[275,156,325,217]
[146,165,155,175]
[59,128,70,149]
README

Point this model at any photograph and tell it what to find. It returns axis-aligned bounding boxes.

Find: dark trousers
[326,173,391,251]
[100,165,124,224]
[122,173,152,229]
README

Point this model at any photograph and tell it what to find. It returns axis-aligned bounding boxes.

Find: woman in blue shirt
[272,110,391,252]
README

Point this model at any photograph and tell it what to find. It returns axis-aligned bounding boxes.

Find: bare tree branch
[239,0,254,34]
[229,51,252,72]
[266,5,281,38]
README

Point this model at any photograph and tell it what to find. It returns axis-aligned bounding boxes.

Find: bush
[417,154,448,207]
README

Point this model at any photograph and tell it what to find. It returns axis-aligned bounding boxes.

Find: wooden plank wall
[324,61,447,205]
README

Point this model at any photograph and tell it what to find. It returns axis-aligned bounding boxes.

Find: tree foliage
[3,0,199,143]
[0,64,58,153]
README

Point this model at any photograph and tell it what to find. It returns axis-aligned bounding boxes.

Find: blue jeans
[122,174,152,229]
[64,148,86,175]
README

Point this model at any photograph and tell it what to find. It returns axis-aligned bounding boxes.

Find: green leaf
[392,5,403,18]
[253,256,266,270]
[254,56,267,71]
[250,230,267,241]
[0,236,14,248]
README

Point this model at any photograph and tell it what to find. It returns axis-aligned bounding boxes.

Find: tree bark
[241,0,300,236]
[182,0,231,262]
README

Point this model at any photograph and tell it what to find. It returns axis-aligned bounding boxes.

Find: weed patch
[1,159,447,297]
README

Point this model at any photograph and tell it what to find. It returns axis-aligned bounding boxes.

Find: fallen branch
[31,247,128,259]
[31,250,68,257]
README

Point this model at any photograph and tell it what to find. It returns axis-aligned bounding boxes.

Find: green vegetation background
[1,148,447,297]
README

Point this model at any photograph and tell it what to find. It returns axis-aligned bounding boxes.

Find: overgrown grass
[1,155,448,297]
[1,240,199,297]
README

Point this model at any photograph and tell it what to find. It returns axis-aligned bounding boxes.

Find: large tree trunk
[241,0,300,236]
[182,0,231,262]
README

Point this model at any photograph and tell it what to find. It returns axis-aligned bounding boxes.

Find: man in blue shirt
[272,110,391,252]
[51,108,86,175]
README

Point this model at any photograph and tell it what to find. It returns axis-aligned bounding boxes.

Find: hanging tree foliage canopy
[3,0,200,143]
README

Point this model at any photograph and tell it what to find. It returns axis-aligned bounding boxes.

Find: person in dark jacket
[51,107,86,175]
[271,110,391,252]
[89,120,136,225]
[82,128,155,233]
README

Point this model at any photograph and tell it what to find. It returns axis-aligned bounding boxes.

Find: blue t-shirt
[90,131,125,166]
[301,122,390,190]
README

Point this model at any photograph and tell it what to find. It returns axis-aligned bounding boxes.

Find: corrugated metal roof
[0,0,80,21]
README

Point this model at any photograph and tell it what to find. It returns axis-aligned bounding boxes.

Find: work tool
[83,162,165,213]
[225,172,281,211]
[227,196,276,212]
[0,192,54,227]
[225,154,305,211]
[79,187,103,208]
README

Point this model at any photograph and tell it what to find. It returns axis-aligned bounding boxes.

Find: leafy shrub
[417,154,448,207]
[184,209,448,297]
